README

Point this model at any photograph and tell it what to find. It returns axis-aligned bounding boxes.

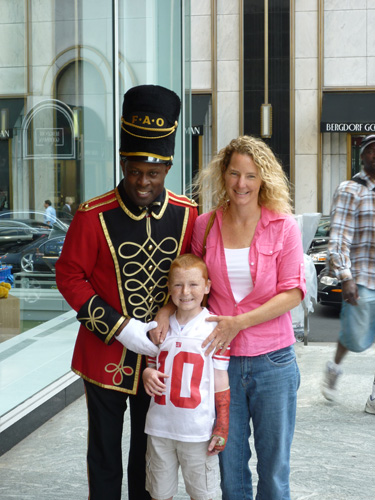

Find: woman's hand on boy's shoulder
[202,314,242,355]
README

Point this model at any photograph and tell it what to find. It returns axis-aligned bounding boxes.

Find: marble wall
[216,0,240,150]
[191,0,240,154]
[191,0,212,90]
[320,2,375,213]
[0,0,27,94]
[324,0,375,86]
[293,1,375,215]
[294,1,319,214]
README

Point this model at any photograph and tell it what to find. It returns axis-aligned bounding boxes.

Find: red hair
[168,254,208,282]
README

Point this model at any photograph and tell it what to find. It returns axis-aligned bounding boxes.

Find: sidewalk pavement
[0,342,374,500]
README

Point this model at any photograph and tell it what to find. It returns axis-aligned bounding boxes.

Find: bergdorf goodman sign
[322,123,375,133]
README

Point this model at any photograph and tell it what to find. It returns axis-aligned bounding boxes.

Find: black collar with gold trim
[115,182,169,221]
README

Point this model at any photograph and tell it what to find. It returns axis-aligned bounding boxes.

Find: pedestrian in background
[43,199,56,226]
[322,134,375,413]
[62,196,74,214]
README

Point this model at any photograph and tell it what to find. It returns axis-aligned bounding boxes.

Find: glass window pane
[0,0,190,345]
[0,0,114,339]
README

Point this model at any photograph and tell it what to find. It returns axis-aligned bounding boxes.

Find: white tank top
[224,247,253,303]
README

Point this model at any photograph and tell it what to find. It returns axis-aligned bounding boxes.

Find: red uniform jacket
[55,183,197,394]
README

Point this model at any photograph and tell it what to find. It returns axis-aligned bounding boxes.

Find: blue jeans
[219,346,300,500]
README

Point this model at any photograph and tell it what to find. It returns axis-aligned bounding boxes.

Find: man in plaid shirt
[322,134,375,413]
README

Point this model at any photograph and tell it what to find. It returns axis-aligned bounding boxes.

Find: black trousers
[84,378,151,500]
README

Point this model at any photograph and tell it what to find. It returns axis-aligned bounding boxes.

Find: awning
[321,92,375,133]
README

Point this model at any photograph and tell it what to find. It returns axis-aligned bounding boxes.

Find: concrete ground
[0,342,374,500]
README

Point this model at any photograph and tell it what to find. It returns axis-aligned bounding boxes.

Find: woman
[191,135,306,500]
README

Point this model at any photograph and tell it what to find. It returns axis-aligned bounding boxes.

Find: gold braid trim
[78,295,108,336]
[121,116,178,134]
[122,127,176,140]
[78,190,117,212]
[73,363,140,395]
[119,151,172,161]
[106,316,127,345]
[150,190,169,220]
[167,190,198,207]
[100,212,129,316]
[115,187,147,221]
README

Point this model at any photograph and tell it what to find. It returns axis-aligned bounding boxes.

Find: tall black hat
[120,84,181,165]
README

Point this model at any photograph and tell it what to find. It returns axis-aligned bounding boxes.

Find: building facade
[191,0,375,214]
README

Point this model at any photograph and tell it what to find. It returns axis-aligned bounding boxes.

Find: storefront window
[0,0,190,342]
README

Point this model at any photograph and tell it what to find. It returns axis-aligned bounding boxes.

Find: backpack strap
[201,210,216,308]
[351,176,375,191]
[202,211,216,257]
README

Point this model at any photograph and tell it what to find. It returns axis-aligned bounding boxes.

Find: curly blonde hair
[194,135,293,215]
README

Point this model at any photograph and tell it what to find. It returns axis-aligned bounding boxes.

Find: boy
[142,254,230,500]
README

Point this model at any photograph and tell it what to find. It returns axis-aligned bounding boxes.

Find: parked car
[0,212,68,275]
[0,210,69,256]
[307,215,330,275]
[0,219,49,250]
[317,269,342,308]
[0,231,66,274]
[0,210,71,228]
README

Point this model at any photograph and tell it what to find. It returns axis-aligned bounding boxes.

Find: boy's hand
[207,435,225,456]
[208,387,230,454]
[150,301,177,344]
[142,367,169,397]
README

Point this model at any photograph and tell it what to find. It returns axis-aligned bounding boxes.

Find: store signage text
[323,123,375,132]
[186,125,203,136]
[35,128,64,146]
[22,99,75,159]
[0,130,10,139]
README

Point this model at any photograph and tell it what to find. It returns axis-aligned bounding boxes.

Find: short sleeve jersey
[144,308,230,442]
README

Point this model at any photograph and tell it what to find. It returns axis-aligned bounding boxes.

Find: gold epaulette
[78,190,117,212]
[167,190,197,208]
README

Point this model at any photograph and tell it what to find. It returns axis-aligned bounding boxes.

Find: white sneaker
[322,361,342,401]
[364,396,375,414]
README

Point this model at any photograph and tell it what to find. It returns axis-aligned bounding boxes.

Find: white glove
[116,319,159,356]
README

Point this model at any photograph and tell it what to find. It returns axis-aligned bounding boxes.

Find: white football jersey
[145,308,230,442]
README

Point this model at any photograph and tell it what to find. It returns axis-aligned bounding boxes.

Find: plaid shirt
[328,170,375,289]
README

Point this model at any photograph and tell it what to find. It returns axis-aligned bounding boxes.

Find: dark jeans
[219,347,300,500]
[84,378,151,500]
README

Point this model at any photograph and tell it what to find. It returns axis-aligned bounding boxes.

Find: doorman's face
[121,160,171,207]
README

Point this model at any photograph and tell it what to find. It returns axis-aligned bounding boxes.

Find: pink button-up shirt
[191,207,306,357]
